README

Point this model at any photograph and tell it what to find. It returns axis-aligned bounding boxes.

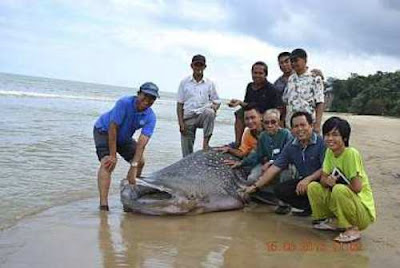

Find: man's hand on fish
[127,167,137,185]
[243,184,257,194]
[215,146,230,153]
[223,159,241,168]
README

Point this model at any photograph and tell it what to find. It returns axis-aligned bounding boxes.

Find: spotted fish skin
[120,149,252,215]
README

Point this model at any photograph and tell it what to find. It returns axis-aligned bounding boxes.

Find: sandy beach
[1,113,400,267]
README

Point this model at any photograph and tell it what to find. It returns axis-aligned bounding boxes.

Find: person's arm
[314,102,324,133]
[313,75,325,133]
[228,129,255,158]
[177,102,186,135]
[241,134,265,167]
[228,99,245,108]
[320,171,332,188]
[105,122,118,172]
[209,81,221,111]
[349,175,362,193]
[127,134,150,184]
[244,165,282,194]
[224,147,247,158]
[295,168,322,195]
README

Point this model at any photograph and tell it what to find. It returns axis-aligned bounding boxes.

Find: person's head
[290,111,313,143]
[263,109,281,135]
[191,54,206,77]
[243,104,262,130]
[322,117,351,152]
[290,48,307,74]
[136,82,159,111]
[251,61,268,84]
[277,52,292,75]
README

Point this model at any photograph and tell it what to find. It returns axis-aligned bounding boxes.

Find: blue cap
[140,82,160,98]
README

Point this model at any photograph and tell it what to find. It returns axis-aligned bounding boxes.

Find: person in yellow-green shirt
[307,116,376,243]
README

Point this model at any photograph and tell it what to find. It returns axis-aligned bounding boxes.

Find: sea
[0,72,234,230]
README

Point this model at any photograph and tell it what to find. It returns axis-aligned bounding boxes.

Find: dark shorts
[93,127,137,162]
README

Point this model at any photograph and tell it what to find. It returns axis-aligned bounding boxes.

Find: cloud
[226,0,400,57]
[0,0,399,99]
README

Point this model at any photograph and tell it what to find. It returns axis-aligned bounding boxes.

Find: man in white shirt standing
[177,54,221,157]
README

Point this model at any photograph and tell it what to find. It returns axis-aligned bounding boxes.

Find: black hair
[322,116,351,147]
[251,61,268,76]
[244,103,261,113]
[278,52,291,60]
[290,111,313,127]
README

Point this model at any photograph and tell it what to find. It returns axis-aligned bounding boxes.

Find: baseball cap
[290,48,307,59]
[191,54,206,64]
[140,82,160,98]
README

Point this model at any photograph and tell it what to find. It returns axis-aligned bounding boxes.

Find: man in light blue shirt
[93,82,159,211]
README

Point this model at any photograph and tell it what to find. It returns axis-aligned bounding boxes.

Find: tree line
[327,71,400,117]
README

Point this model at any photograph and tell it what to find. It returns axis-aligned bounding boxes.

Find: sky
[0,0,399,99]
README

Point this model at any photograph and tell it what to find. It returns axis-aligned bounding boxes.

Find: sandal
[334,231,361,243]
[313,218,337,231]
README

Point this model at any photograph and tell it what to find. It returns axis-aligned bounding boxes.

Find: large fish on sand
[120,150,256,215]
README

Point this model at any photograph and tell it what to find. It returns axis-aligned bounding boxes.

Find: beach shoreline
[1,114,400,267]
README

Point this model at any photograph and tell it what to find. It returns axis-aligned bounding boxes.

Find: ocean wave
[0,90,115,102]
[0,90,178,105]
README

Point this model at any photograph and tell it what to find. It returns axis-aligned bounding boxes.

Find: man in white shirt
[177,54,221,157]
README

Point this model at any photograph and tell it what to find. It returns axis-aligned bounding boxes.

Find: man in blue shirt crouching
[93,82,159,211]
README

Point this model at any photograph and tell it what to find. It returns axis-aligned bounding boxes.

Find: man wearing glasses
[243,112,325,217]
[282,48,325,133]
[226,109,292,206]
[177,54,221,157]
[93,82,160,211]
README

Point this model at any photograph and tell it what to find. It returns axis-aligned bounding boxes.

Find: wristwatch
[130,161,138,168]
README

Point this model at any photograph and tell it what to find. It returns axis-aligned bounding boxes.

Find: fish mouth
[120,179,195,215]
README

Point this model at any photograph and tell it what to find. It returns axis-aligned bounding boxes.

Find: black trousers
[274,179,311,211]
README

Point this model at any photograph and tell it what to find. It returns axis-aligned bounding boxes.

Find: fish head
[120,179,197,215]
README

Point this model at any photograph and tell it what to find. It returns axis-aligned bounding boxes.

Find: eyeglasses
[263,120,277,125]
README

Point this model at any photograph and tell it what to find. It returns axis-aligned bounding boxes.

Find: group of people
[92,48,376,243]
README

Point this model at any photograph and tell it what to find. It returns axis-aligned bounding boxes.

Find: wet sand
[1,114,400,267]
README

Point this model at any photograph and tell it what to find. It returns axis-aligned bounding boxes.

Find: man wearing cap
[93,82,160,211]
[282,48,325,133]
[177,54,221,157]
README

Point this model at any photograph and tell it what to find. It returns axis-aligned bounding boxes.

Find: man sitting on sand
[308,116,376,243]
[243,111,325,216]
[93,82,159,211]
[177,54,221,157]
[228,61,280,148]
[216,104,263,158]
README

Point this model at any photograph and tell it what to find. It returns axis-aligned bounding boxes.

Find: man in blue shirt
[93,82,159,211]
[244,111,325,216]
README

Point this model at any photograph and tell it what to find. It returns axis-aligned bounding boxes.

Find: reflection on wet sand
[98,205,369,267]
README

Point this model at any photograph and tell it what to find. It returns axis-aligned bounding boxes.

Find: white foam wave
[0,90,114,102]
